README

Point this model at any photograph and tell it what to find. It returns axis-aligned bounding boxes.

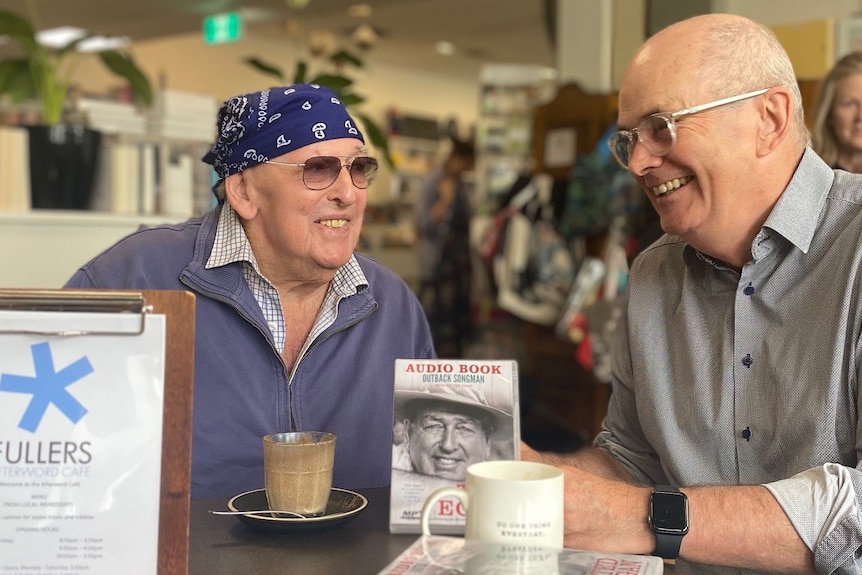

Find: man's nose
[440,427,458,450]
[627,139,663,176]
[327,169,359,204]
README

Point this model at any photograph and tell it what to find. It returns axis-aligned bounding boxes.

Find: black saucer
[226,488,367,533]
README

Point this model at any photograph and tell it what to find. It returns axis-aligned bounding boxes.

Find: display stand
[529,82,618,181]
[0,288,195,575]
[521,84,619,443]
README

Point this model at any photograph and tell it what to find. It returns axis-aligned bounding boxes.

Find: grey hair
[212,179,227,203]
[697,16,809,148]
[811,52,862,166]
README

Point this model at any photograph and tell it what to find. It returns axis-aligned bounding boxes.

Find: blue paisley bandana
[202,83,365,179]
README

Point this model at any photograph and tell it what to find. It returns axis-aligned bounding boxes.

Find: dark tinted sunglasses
[265,156,379,190]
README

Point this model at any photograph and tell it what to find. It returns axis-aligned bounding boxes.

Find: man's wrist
[648,485,689,559]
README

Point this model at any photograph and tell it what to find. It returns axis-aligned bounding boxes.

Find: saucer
[226,487,368,533]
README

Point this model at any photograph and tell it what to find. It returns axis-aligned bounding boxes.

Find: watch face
[650,491,689,534]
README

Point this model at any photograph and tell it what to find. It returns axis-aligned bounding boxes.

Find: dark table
[189,488,418,574]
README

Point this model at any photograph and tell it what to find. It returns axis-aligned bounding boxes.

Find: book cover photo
[389,358,521,535]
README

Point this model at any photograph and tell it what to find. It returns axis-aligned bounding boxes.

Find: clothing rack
[519,83,621,443]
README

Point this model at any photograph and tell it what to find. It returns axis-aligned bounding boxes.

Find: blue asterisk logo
[0,341,92,433]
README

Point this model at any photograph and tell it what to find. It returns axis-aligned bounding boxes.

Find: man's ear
[483,436,492,459]
[756,87,792,157]
[224,171,259,219]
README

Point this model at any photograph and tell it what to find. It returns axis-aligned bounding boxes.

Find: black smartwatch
[648,485,689,559]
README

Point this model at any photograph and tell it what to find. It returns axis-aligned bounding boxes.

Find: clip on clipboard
[0,289,148,336]
[0,288,195,575]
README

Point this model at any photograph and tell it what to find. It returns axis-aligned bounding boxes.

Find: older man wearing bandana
[65,84,436,499]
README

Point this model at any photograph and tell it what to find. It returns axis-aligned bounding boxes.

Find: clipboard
[0,288,195,575]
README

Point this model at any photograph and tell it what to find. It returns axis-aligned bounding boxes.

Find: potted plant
[0,3,153,210]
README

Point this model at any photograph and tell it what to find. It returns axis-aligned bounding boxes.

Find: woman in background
[813,51,862,172]
[415,137,475,358]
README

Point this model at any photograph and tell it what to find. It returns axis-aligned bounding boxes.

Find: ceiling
[0,0,557,82]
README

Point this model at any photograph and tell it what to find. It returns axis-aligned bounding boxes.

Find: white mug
[420,460,564,548]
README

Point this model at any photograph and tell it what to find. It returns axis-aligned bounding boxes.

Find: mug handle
[420,486,467,536]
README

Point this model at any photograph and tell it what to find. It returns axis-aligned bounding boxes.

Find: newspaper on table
[389,359,520,534]
[378,535,665,574]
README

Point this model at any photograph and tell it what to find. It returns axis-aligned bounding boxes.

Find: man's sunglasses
[265,156,379,190]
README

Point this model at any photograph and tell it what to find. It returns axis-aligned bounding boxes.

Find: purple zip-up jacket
[65,205,436,499]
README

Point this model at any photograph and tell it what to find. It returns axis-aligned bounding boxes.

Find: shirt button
[742,354,753,368]
[743,283,755,296]
[742,427,752,441]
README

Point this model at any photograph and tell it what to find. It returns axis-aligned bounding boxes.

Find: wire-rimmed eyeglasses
[265,156,379,190]
[607,88,771,168]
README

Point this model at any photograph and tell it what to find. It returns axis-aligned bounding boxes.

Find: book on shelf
[77,97,147,135]
[0,125,30,212]
[91,140,144,214]
[377,535,665,575]
[163,151,196,217]
[89,139,198,217]
[153,89,219,117]
[148,89,218,143]
[389,358,520,535]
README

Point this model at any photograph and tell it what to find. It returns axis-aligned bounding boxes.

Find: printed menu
[0,310,166,575]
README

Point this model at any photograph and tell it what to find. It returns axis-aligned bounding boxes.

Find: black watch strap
[652,485,685,560]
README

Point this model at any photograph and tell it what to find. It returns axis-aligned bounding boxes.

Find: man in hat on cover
[65,84,435,500]
[393,385,514,482]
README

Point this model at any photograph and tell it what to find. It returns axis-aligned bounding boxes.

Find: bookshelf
[91,133,214,218]
[474,64,556,214]
[0,89,217,219]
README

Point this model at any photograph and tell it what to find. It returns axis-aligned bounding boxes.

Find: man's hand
[519,441,654,553]
[556,463,654,553]
[519,441,544,463]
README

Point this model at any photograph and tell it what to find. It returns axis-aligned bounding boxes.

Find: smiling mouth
[652,175,693,197]
[319,219,347,228]
[432,456,463,468]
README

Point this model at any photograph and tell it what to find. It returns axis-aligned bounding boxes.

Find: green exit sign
[203,12,242,45]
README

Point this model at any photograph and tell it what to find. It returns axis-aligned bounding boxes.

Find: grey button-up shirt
[595,148,862,575]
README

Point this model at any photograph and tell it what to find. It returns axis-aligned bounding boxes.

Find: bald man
[525,13,862,575]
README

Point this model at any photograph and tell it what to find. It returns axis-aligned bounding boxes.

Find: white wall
[714,0,859,26]
[0,212,174,288]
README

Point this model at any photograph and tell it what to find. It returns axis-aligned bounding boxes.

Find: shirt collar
[761,147,833,255]
[205,202,369,292]
[206,202,258,271]
[684,147,833,266]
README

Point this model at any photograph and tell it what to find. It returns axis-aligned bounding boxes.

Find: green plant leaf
[0,10,39,53]
[244,56,285,81]
[338,93,364,107]
[309,73,353,92]
[356,112,393,167]
[293,60,307,83]
[0,59,36,103]
[0,7,153,124]
[98,50,153,107]
[56,35,90,59]
[329,49,363,69]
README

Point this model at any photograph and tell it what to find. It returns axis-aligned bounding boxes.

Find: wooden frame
[0,288,194,574]
[144,290,195,575]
